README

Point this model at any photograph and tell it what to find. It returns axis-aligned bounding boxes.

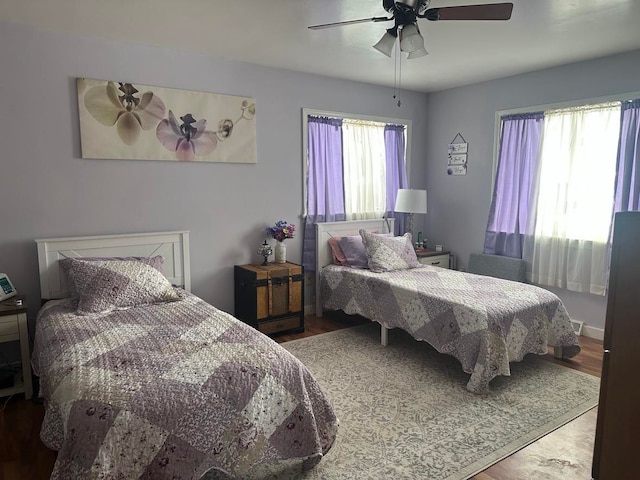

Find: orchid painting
[77,78,257,163]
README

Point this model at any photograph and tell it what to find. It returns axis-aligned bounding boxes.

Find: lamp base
[407,213,415,241]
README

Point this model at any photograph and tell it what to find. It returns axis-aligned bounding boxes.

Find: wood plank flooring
[0,312,603,480]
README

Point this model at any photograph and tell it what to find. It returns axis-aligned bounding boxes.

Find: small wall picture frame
[447,165,467,176]
[448,154,467,166]
[447,132,468,176]
[447,142,468,154]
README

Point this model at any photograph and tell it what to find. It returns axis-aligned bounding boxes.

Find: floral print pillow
[62,258,180,314]
[60,256,165,299]
[359,229,420,272]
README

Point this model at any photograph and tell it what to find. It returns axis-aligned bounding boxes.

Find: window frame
[301,108,412,218]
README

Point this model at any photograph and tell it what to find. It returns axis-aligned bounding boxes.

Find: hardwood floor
[0,312,603,480]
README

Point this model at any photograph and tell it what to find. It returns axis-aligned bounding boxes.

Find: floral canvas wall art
[77,78,256,163]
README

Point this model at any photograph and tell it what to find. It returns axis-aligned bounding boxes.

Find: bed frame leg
[381,325,388,346]
[553,346,563,359]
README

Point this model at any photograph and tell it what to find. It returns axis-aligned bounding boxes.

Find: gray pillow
[62,258,180,314]
[360,229,420,272]
[338,235,370,268]
[60,256,165,299]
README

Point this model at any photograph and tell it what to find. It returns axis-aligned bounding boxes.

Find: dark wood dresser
[592,211,640,479]
[234,262,304,336]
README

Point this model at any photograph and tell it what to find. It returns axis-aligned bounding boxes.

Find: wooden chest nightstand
[0,295,33,399]
[416,249,451,269]
[234,262,304,336]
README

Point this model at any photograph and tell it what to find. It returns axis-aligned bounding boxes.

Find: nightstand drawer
[257,315,303,335]
[419,254,450,268]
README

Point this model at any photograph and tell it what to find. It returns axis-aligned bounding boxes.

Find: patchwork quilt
[321,265,580,393]
[32,292,337,479]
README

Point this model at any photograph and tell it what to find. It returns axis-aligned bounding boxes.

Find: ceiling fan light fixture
[407,45,428,59]
[373,30,397,57]
[399,23,424,53]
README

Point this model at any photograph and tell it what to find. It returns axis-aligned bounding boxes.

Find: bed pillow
[360,229,421,272]
[338,233,394,269]
[338,235,371,268]
[60,256,165,299]
[62,258,180,314]
[328,237,348,265]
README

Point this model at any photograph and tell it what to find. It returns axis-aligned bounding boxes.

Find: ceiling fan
[308,0,513,59]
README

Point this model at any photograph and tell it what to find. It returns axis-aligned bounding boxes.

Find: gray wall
[0,22,429,336]
[424,49,640,332]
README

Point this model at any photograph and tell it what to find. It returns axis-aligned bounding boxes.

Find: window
[342,119,388,219]
[301,109,411,270]
[534,104,620,243]
[487,95,640,295]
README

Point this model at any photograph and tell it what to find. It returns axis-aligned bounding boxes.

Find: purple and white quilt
[321,265,580,393]
[32,292,337,479]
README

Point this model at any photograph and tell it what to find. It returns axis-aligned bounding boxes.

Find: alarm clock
[0,273,17,302]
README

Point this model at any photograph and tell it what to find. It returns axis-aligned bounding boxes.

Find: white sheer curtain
[525,102,621,295]
[342,119,387,220]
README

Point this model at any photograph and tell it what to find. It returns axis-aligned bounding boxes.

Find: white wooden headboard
[315,219,394,316]
[35,231,191,300]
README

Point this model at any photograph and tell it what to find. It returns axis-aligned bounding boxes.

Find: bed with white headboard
[315,218,393,317]
[35,230,191,300]
[31,231,338,478]
[314,219,581,393]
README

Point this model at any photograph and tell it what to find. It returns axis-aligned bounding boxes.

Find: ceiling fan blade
[308,16,392,30]
[422,3,513,21]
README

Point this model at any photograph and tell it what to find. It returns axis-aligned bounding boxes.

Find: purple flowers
[266,220,295,242]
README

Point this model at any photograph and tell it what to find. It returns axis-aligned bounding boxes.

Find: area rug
[210,323,600,480]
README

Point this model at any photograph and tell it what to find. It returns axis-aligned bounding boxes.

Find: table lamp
[394,188,427,246]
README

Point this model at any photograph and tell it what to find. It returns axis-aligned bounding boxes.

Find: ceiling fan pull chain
[393,40,402,107]
[398,52,402,107]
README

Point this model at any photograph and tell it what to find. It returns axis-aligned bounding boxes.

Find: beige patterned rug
[211,323,600,480]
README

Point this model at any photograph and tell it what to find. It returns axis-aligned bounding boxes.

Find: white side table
[416,249,451,269]
[0,296,32,399]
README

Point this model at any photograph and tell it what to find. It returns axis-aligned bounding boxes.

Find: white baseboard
[582,325,604,341]
[304,304,315,316]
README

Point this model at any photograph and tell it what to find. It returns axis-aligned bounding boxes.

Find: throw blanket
[321,265,580,393]
[32,292,337,479]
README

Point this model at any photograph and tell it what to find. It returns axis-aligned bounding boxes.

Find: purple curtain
[484,112,544,258]
[385,124,408,235]
[303,116,345,271]
[613,99,640,212]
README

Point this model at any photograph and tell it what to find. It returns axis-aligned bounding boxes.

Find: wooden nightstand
[0,295,32,399]
[416,249,451,269]
[234,262,305,336]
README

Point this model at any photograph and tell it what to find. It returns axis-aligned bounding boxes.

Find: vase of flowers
[266,220,295,263]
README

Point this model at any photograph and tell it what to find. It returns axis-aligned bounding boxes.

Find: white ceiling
[3,0,640,93]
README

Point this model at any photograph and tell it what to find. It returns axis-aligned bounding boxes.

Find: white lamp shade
[407,46,429,59]
[394,189,427,214]
[373,32,396,57]
[399,24,424,53]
